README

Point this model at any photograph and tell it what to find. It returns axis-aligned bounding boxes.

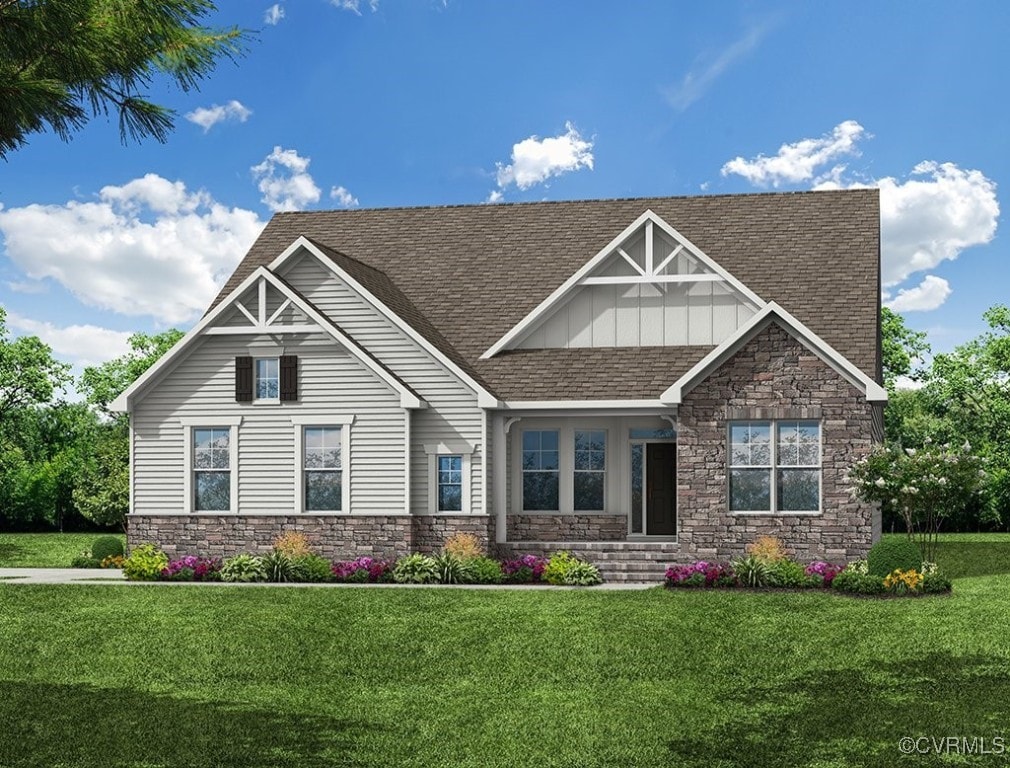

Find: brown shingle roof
[212,190,881,400]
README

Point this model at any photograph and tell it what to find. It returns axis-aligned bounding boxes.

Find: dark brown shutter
[235,356,253,402]
[280,355,298,401]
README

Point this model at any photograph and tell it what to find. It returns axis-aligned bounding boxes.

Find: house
[113,190,886,581]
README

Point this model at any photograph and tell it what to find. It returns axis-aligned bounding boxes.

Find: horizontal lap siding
[132,333,404,515]
[280,254,484,515]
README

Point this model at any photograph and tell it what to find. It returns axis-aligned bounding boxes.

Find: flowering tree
[850,439,986,561]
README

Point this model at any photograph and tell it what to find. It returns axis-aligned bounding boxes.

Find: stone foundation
[128,514,494,560]
[506,514,627,542]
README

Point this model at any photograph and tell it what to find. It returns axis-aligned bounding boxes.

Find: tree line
[2,304,1009,532]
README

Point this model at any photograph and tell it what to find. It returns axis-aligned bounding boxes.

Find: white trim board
[481,209,766,359]
[661,301,888,404]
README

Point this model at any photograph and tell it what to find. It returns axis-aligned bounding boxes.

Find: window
[304,427,342,511]
[193,428,231,511]
[573,430,605,510]
[522,430,559,511]
[255,358,279,401]
[437,455,463,511]
[729,421,820,513]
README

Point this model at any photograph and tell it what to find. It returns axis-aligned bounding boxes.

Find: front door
[646,443,677,535]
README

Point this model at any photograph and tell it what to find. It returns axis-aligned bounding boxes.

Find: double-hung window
[437,456,463,512]
[729,421,821,513]
[573,430,605,510]
[304,427,343,511]
[254,358,279,402]
[183,417,240,513]
[522,430,559,511]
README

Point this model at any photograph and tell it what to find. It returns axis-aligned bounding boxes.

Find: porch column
[493,412,507,544]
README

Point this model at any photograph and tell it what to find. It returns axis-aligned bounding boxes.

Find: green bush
[122,543,168,581]
[867,537,921,577]
[831,570,885,595]
[434,553,467,584]
[220,554,266,583]
[922,572,953,594]
[292,554,333,583]
[733,555,772,588]
[767,559,808,588]
[561,560,602,586]
[463,556,504,584]
[91,536,124,561]
[70,552,101,569]
[392,553,438,584]
[262,551,295,583]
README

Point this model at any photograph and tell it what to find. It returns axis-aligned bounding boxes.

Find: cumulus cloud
[721,120,866,187]
[332,0,379,14]
[884,275,953,312]
[330,186,359,208]
[251,146,322,212]
[6,280,47,294]
[0,174,264,324]
[663,22,770,112]
[488,122,594,202]
[5,311,133,368]
[264,3,284,25]
[185,100,252,132]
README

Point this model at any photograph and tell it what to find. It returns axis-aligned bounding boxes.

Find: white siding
[278,253,484,515]
[132,332,406,515]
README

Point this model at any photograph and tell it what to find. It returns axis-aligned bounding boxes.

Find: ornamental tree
[850,439,986,562]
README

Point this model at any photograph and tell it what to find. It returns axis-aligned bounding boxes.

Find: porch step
[497,541,679,584]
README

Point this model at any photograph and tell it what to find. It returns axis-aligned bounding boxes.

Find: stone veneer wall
[676,323,879,563]
[128,514,494,559]
[506,514,627,542]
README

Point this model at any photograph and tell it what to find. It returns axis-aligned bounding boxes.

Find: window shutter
[235,357,253,402]
[280,355,298,401]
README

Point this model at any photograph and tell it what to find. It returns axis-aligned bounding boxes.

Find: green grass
[882,532,1010,579]
[2,580,1010,767]
[0,532,124,567]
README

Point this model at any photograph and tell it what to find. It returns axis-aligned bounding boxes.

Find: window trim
[423,442,475,514]
[291,415,353,514]
[253,356,280,404]
[728,419,822,515]
[573,428,607,512]
[520,428,561,512]
[180,417,241,514]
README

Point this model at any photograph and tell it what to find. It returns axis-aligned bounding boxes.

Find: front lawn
[2,578,1010,767]
[0,532,124,568]
[883,532,1010,579]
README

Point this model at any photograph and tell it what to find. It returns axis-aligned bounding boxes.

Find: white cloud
[663,22,770,112]
[6,279,47,294]
[484,190,504,205]
[264,3,284,25]
[332,0,379,14]
[0,174,264,324]
[329,186,359,208]
[184,100,252,132]
[5,311,133,368]
[721,120,866,187]
[251,146,322,212]
[489,122,594,201]
[884,275,952,312]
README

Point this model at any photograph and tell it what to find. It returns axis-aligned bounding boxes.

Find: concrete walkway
[0,568,657,589]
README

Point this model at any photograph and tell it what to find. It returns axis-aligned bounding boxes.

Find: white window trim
[512,422,613,514]
[573,429,607,512]
[291,415,353,514]
[728,420,823,516]
[180,417,242,514]
[423,442,475,514]
[253,356,280,405]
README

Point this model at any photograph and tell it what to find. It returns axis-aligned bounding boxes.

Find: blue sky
[0,0,1005,380]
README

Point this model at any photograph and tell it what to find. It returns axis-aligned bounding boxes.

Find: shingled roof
[212,189,881,401]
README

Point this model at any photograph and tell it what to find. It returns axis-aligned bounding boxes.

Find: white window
[729,421,820,513]
[424,442,475,514]
[254,357,279,402]
[181,417,240,514]
[437,456,463,511]
[522,429,559,511]
[291,415,353,513]
[573,429,605,510]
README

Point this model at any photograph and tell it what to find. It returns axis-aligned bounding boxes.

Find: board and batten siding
[278,252,484,515]
[132,332,406,515]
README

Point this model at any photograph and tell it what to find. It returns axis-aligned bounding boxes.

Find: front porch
[495,540,681,583]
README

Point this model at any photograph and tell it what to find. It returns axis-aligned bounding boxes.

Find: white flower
[905,448,917,457]
[963,440,972,452]
[938,477,948,486]
[874,477,887,488]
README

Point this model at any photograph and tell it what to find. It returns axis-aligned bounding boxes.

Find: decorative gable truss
[482,211,766,357]
[206,274,318,335]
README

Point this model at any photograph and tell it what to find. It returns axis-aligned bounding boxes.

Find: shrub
[542,551,602,586]
[542,551,577,585]
[443,532,483,561]
[220,554,266,583]
[920,561,940,576]
[70,552,100,568]
[831,570,885,595]
[745,535,789,564]
[91,536,124,561]
[502,555,548,583]
[331,557,393,583]
[262,551,296,583]
[883,568,923,595]
[463,556,503,584]
[273,531,313,559]
[867,537,921,577]
[161,555,221,581]
[922,572,953,594]
[733,555,772,588]
[292,554,333,583]
[122,543,169,581]
[100,555,124,569]
[844,559,869,575]
[804,561,842,587]
[767,559,808,588]
[665,562,735,588]
[392,553,438,584]
[434,553,467,584]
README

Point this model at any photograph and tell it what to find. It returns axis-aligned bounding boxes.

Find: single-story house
[113,190,886,581]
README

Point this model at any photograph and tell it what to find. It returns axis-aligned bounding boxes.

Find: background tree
[0,306,70,418]
[79,328,184,414]
[0,0,247,158]
[881,306,930,393]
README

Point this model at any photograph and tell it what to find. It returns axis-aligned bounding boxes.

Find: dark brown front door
[646,443,677,535]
